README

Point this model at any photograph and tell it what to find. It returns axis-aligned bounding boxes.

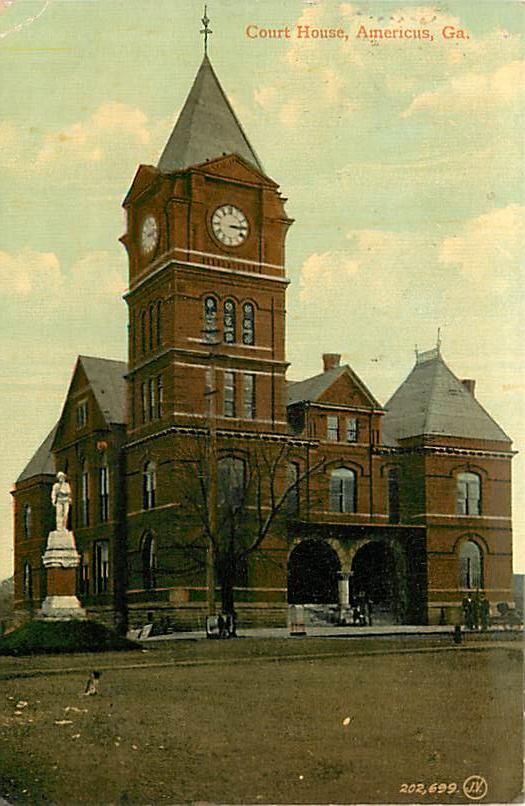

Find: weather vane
[200,5,212,55]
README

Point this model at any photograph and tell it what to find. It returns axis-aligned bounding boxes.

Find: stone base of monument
[37,529,87,621]
[39,595,86,620]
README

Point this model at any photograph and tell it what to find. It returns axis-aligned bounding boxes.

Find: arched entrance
[288,540,340,604]
[351,540,406,624]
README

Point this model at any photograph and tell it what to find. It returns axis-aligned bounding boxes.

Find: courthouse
[11,46,515,630]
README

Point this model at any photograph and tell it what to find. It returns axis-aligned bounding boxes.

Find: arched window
[23,562,33,600]
[143,461,156,510]
[223,299,236,344]
[156,300,162,347]
[460,540,483,590]
[140,311,147,354]
[287,462,300,516]
[218,456,245,511]
[204,296,218,343]
[23,504,32,539]
[457,472,481,515]
[99,457,109,523]
[81,459,90,527]
[330,468,356,513]
[142,533,157,590]
[388,467,400,524]
[242,302,255,345]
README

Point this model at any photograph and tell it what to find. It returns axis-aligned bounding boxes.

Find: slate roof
[158,55,264,174]
[287,365,382,409]
[79,356,127,425]
[17,423,57,483]
[382,349,510,443]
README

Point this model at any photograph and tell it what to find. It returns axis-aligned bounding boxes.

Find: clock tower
[120,42,294,622]
[121,55,293,440]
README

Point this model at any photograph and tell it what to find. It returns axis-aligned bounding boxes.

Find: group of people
[350,591,373,627]
[206,612,236,639]
[462,592,490,630]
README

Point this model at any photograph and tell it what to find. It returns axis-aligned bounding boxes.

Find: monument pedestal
[38,529,86,620]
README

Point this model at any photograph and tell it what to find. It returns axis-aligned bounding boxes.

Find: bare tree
[171,429,324,630]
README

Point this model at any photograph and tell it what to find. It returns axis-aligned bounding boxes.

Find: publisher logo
[463,775,488,801]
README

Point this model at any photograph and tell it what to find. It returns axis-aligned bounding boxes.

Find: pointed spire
[158,56,264,175]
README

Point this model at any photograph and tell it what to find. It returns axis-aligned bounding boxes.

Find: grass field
[0,637,522,804]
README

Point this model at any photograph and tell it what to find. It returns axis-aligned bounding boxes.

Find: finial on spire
[200,5,212,56]
[436,327,442,351]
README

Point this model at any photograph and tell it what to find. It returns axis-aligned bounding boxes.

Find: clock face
[141,215,158,255]
[211,205,249,247]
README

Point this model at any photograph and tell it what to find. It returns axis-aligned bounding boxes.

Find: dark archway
[288,540,340,604]
[351,541,406,623]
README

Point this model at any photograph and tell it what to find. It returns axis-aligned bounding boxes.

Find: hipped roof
[17,423,57,483]
[383,349,510,443]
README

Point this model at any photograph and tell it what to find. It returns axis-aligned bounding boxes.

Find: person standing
[463,594,473,629]
[480,596,490,631]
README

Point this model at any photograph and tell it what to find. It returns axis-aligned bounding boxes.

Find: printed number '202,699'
[400,783,458,796]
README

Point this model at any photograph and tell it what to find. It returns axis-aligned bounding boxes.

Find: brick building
[11,55,515,629]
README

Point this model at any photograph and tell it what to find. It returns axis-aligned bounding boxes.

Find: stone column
[338,572,351,624]
[39,530,86,620]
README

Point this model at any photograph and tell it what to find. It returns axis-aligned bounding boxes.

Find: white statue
[51,471,72,532]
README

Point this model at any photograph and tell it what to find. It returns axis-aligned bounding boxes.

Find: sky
[0,0,523,580]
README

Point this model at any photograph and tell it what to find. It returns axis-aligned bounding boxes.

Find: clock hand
[229,224,247,230]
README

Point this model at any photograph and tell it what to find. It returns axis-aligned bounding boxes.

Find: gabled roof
[79,356,127,425]
[287,365,382,410]
[383,348,511,443]
[17,423,57,483]
[158,55,264,174]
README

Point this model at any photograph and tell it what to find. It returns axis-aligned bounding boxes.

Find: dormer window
[76,400,88,429]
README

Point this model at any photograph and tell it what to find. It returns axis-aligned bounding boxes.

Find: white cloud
[300,250,359,302]
[0,249,62,296]
[0,248,126,308]
[402,60,525,118]
[69,251,127,298]
[440,204,525,290]
[36,102,152,166]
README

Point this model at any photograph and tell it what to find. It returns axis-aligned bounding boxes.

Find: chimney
[323,353,341,372]
[461,379,476,396]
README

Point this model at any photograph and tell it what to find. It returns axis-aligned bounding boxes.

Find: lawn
[0,638,522,804]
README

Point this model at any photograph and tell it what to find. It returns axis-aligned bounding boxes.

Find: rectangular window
[457,475,481,515]
[141,382,148,424]
[149,377,156,421]
[243,373,256,419]
[346,417,358,442]
[79,555,90,596]
[94,540,109,594]
[81,468,90,527]
[157,375,163,419]
[327,415,339,441]
[76,400,88,429]
[99,466,109,523]
[388,468,400,524]
[224,371,235,418]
